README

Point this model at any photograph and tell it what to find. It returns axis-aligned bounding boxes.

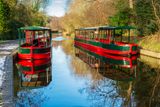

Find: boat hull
[75,38,139,56]
[18,46,51,59]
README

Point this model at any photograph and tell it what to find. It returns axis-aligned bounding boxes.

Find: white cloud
[46,0,72,17]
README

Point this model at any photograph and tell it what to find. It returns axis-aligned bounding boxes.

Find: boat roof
[76,26,136,30]
[19,26,51,31]
[75,27,98,31]
[98,26,136,30]
[99,26,116,30]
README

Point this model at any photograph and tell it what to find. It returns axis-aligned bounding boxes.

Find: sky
[46,0,72,17]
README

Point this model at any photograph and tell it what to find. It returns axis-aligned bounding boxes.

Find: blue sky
[46,0,72,17]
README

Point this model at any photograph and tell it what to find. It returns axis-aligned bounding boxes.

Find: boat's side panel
[34,47,51,53]
[19,47,51,54]
[75,38,138,55]
[19,48,30,54]
[18,47,51,59]
[18,59,51,66]
[75,41,129,55]
[75,38,130,51]
[18,52,51,59]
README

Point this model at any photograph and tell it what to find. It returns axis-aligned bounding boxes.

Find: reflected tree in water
[134,61,160,107]
[80,70,136,107]
[16,89,47,107]
[53,38,160,107]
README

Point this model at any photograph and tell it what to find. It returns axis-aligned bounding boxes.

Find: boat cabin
[75,26,139,56]
[75,26,137,44]
[18,26,52,59]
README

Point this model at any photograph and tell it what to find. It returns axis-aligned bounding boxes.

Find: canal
[13,37,160,107]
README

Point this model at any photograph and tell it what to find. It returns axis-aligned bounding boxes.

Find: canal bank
[0,40,18,107]
[1,55,14,107]
[140,49,160,59]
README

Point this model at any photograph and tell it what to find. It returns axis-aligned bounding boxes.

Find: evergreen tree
[0,0,10,34]
[134,0,158,35]
[108,0,134,27]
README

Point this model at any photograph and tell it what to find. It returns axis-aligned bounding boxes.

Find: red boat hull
[18,45,51,60]
[74,39,139,56]
[18,52,51,60]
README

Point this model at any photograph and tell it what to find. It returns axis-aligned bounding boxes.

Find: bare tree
[151,0,160,31]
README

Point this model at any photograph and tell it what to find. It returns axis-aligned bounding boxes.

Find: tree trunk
[151,0,160,31]
[129,0,133,9]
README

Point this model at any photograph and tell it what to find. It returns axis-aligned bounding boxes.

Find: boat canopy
[19,26,51,31]
[75,27,98,31]
[114,26,136,30]
[18,26,52,47]
[76,26,136,30]
[75,26,137,43]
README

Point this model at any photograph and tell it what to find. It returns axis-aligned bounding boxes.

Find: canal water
[13,38,160,107]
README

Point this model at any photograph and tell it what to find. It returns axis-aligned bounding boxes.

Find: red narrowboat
[18,26,52,60]
[75,26,139,57]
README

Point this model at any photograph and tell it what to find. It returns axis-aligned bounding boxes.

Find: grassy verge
[138,32,160,53]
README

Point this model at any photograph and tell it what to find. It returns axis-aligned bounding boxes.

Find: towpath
[0,40,18,107]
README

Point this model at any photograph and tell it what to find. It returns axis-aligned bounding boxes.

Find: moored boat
[18,26,52,60]
[75,26,139,56]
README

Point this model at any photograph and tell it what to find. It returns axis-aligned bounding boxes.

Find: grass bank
[138,32,160,53]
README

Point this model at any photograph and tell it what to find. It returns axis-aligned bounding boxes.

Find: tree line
[0,0,49,40]
[50,0,160,36]
[1,0,159,39]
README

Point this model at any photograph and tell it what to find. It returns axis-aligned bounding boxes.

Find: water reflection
[13,38,160,107]
[72,40,160,107]
[74,46,138,107]
[17,59,51,75]
[75,46,138,69]
[14,58,52,106]
[18,67,51,88]
[134,61,160,107]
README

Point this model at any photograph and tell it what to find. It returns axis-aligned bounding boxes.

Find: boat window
[90,31,94,40]
[25,31,33,44]
[114,29,135,43]
[114,29,123,42]
[35,31,39,39]
[94,30,98,40]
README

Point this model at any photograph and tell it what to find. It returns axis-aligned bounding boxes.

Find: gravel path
[0,40,18,107]
[0,40,18,55]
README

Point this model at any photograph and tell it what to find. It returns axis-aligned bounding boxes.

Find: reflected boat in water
[19,69,52,88]
[99,67,137,81]
[16,60,52,88]
[75,46,137,81]
[75,46,138,68]
[14,54,52,106]
[17,59,51,74]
